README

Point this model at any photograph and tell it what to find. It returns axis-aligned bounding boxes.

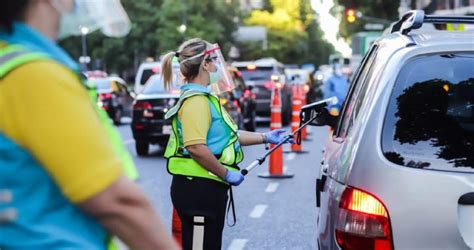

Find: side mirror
[300,97,338,127]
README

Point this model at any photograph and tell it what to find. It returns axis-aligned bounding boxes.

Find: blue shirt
[323,74,349,111]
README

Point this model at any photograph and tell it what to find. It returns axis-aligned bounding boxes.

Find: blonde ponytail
[161,51,176,90]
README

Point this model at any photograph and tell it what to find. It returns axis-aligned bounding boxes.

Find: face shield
[180,43,235,95]
[55,0,131,39]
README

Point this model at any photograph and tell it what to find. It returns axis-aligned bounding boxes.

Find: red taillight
[264,81,274,90]
[335,187,392,250]
[133,101,152,110]
[99,93,112,99]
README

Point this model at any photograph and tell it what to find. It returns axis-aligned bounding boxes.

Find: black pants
[171,175,229,250]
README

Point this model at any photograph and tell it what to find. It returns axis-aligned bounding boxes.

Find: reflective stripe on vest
[164,90,243,183]
[0,45,47,78]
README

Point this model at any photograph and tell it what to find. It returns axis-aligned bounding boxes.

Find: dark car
[232,58,292,125]
[223,67,257,131]
[131,74,180,156]
[90,76,134,125]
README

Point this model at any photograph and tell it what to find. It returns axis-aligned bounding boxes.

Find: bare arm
[238,130,266,146]
[79,176,178,250]
[186,144,228,178]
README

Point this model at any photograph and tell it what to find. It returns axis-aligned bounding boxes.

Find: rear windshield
[142,75,179,95]
[90,78,111,93]
[140,69,154,85]
[382,53,474,172]
[237,66,273,82]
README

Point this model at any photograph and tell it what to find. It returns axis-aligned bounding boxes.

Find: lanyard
[226,186,237,227]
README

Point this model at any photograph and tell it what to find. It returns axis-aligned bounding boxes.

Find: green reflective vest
[164,90,243,184]
[0,45,137,249]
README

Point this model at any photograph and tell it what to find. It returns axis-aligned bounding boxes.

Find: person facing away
[161,38,294,250]
[323,62,349,115]
[0,0,177,249]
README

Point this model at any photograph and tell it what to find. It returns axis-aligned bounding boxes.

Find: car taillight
[133,101,152,110]
[264,81,274,90]
[98,93,112,99]
[335,187,393,250]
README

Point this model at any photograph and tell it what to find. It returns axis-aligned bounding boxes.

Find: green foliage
[339,0,400,38]
[239,0,334,66]
[60,0,239,75]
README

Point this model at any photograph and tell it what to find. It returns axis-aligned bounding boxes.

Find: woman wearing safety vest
[161,38,294,250]
[0,1,177,249]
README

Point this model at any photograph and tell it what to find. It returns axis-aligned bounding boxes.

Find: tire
[135,140,149,156]
[113,107,122,125]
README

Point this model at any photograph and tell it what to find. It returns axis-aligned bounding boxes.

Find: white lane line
[265,182,279,193]
[285,152,296,161]
[249,205,267,218]
[123,139,135,145]
[227,239,248,250]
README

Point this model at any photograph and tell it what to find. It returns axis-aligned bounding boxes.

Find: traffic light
[346,8,357,23]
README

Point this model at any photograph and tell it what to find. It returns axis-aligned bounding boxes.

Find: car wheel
[135,140,149,156]
[113,107,122,125]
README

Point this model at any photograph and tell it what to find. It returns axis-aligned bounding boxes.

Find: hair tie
[175,51,180,58]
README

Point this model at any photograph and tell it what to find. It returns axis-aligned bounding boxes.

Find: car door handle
[321,164,329,174]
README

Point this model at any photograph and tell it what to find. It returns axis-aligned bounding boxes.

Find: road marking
[123,139,135,145]
[286,152,296,161]
[227,239,248,250]
[265,183,279,193]
[249,205,267,218]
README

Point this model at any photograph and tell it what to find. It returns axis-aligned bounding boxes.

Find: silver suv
[314,11,474,250]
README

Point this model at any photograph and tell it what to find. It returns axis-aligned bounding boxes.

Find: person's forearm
[238,130,265,146]
[186,144,227,178]
[80,177,178,250]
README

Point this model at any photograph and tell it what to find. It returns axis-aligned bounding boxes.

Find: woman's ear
[202,61,210,73]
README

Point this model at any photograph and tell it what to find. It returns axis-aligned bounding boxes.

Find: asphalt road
[117,122,328,250]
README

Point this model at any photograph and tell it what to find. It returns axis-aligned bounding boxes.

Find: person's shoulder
[5,60,84,90]
[183,94,210,105]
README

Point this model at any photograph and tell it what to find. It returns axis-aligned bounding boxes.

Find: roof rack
[391,10,474,35]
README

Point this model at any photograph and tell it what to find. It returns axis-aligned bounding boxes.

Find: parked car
[314,11,474,250]
[232,58,292,125]
[131,74,180,156]
[285,68,316,103]
[134,60,180,93]
[226,66,257,131]
[89,76,134,125]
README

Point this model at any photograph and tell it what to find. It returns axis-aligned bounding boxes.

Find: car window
[142,75,179,95]
[238,67,273,82]
[382,53,474,172]
[336,45,378,138]
[140,69,154,86]
[91,78,112,94]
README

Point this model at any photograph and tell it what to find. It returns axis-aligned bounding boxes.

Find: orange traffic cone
[290,85,308,154]
[171,208,182,247]
[259,86,294,179]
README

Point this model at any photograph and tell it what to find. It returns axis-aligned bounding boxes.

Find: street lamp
[80,26,90,70]
[177,24,187,34]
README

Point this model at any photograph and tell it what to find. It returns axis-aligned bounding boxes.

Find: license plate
[162,125,172,135]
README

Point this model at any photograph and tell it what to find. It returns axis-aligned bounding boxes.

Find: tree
[60,0,240,77]
[338,0,400,38]
[239,0,334,66]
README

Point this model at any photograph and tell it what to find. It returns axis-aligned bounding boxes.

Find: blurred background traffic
[65,0,474,156]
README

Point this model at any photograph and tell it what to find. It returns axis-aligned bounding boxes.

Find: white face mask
[209,64,222,85]
[52,0,131,40]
